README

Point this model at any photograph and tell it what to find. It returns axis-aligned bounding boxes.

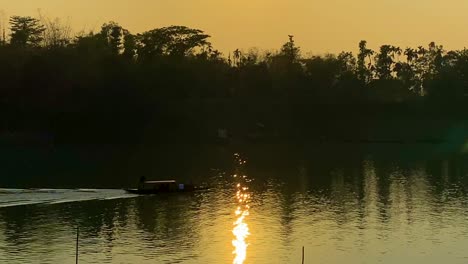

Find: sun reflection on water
[232,154,250,264]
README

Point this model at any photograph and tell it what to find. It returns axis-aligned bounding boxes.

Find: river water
[1,147,468,263]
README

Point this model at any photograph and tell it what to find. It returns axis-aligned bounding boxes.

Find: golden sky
[1,0,468,55]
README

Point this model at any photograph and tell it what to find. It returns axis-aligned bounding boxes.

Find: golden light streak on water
[232,169,250,264]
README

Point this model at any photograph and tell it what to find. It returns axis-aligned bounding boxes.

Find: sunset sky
[1,0,468,55]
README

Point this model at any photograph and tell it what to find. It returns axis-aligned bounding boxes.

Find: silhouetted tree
[122,31,137,60]
[357,40,374,83]
[426,48,468,101]
[304,55,340,90]
[268,36,304,95]
[375,45,401,80]
[39,15,72,48]
[280,35,300,63]
[73,31,108,56]
[0,11,7,46]
[9,16,45,47]
[136,26,211,61]
[233,49,241,67]
[101,21,125,55]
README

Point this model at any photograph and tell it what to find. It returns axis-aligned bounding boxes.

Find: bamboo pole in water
[76,227,79,264]
[302,246,304,264]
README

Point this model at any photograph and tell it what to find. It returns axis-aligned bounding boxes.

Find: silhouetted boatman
[138,176,146,189]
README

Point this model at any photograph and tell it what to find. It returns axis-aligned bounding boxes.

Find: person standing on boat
[138,176,146,189]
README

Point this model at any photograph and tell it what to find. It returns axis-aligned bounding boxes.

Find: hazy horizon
[1,0,468,55]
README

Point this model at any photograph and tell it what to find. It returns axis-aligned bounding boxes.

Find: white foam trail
[102,195,138,200]
[47,198,99,205]
[0,189,25,194]
[76,189,98,193]
[0,201,45,208]
[35,189,67,193]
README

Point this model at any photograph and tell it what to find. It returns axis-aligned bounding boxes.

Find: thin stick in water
[302,246,304,264]
[76,227,79,264]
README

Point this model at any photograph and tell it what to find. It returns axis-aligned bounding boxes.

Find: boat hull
[125,187,208,195]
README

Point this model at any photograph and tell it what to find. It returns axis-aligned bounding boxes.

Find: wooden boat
[125,179,207,194]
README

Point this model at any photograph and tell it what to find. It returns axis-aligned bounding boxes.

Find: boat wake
[0,189,137,208]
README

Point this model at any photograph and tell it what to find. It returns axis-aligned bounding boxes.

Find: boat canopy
[144,180,176,184]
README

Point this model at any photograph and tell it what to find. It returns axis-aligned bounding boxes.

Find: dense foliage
[0,16,466,144]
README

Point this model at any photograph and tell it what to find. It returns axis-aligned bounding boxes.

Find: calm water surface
[1,148,468,263]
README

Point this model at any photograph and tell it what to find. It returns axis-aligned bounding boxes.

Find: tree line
[0,16,466,144]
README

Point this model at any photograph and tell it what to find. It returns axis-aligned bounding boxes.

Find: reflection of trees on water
[242,151,468,262]
[133,194,202,256]
[0,195,204,262]
[0,206,42,250]
[326,155,468,233]
[0,198,135,261]
[249,151,468,247]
